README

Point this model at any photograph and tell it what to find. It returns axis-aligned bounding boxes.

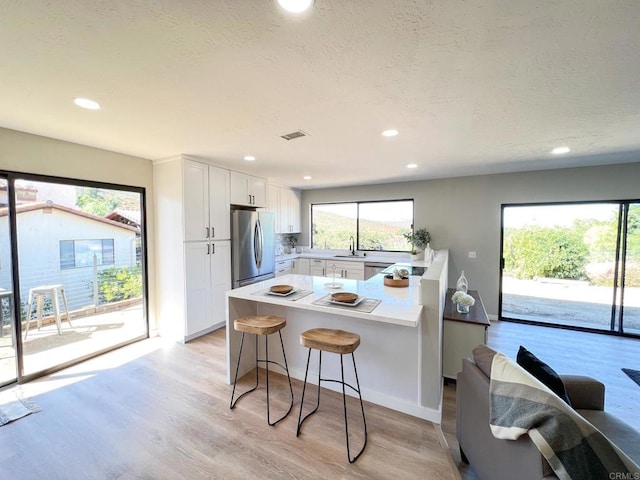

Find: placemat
[312,294,381,313]
[252,288,314,302]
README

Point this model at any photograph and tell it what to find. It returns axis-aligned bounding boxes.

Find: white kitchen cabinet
[325,260,365,280]
[292,258,310,275]
[185,241,231,337]
[278,188,301,233]
[153,155,232,343]
[309,259,326,277]
[230,171,267,207]
[275,259,292,277]
[184,160,230,241]
[267,184,301,234]
[267,184,280,228]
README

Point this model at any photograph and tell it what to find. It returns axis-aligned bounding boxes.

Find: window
[311,200,414,252]
[60,239,115,269]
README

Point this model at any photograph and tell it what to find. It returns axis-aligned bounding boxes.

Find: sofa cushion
[517,346,572,406]
[472,344,498,377]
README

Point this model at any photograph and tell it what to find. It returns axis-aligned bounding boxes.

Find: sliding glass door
[0,171,148,382]
[500,201,639,336]
[0,176,17,386]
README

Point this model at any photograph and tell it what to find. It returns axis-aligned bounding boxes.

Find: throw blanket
[489,353,640,480]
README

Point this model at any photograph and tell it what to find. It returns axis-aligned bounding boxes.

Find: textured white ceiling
[1,1,639,189]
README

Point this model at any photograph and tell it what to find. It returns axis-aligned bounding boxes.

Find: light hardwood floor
[0,328,458,479]
[441,319,640,480]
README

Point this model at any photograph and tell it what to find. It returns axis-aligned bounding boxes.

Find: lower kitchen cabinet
[309,259,326,277]
[292,258,310,275]
[325,260,365,280]
[184,240,231,340]
[275,259,292,277]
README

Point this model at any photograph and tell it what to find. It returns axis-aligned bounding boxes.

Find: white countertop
[226,273,423,327]
[275,251,431,267]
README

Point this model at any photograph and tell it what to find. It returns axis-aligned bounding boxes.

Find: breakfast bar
[226,250,449,422]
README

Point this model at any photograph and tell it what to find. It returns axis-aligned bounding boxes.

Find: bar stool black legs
[230,316,294,426]
[296,328,368,463]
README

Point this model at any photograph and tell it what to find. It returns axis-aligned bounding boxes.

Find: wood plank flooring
[441,319,640,480]
[0,328,458,480]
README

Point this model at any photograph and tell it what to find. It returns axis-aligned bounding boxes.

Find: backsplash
[276,233,304,255]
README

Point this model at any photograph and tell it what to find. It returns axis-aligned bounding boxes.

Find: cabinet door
[345,269,365,280]
[267,184,281,233]
[230,171,251,206]
[210,241,231,326]
[183,160,209,242]
[184,242,211,336]
[289,189,301,233]
[278,187,290,233]
[310,266,325,277]
[208,166,230,240]
[250,176,267,208]
[295,258,310,275]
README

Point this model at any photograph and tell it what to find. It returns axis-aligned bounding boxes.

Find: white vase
[456,270,468,292]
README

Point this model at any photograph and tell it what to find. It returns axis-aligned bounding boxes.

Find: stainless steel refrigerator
[231,210,276,288]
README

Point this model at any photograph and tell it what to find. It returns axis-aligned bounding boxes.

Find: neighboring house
[0,202,139,312]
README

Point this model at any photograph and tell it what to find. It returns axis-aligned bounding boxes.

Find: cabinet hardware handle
[212,227,214,238]
[206,227,209,238]
[207,244,210,255]
[212,243,215,254]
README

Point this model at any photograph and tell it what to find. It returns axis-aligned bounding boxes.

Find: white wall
[301,161,640,317]
[0,127,156,328]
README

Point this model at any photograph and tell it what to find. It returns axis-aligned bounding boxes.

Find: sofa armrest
[560,375,605,410]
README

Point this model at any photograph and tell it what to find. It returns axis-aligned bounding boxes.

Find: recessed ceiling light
[243,155,256,161]
[73,97,100,110]
[303,175,312,180]
[277,0,313,13]
[406,163,418,169]
[382,129,399,137]
[551,146,570,155]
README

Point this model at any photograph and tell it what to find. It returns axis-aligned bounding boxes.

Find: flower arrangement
[403,228,431,254]
[452,290,475,307]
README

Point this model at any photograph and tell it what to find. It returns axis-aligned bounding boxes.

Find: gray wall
[300,162,640,317]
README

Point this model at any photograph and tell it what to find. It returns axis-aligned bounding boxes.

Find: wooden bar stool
[296,328,368,463]
[230,315,294,426]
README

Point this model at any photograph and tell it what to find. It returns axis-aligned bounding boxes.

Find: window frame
[310,199,414,253]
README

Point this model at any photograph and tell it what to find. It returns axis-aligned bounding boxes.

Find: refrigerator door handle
[254,222,260,268]
[256,219,264,269]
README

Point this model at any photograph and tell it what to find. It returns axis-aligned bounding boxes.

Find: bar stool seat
[296,327,368,463]
[230,315,294,426]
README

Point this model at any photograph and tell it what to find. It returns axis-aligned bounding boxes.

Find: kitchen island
[226,250,449,423]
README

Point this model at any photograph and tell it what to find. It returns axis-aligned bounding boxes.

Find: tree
[76,187,120,216]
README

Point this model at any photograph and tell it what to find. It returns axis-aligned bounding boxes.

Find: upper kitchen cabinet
[267,184,301,234]
[280,188,301,233]
[184,160,230,241]
[230,171,267,207]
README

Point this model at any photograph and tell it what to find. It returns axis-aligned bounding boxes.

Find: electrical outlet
[468,251,477,259]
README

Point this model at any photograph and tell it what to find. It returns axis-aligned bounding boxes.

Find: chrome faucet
[349,236,355,256]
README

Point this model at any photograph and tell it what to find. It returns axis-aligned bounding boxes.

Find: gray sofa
[456,345,640,480]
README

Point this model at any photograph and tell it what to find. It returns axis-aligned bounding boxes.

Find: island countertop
[226,273,423,327]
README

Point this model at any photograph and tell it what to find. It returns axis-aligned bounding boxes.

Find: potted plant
[285,234,298,253]
[403,228,431,260]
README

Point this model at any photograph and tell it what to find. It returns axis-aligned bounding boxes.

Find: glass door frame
[499,199,640,339]
[0,168,150,384]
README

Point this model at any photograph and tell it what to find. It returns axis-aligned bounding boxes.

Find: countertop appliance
[382,263,426,276]
[231,210,275,288]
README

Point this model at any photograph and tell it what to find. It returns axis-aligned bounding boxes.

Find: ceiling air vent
[280,130,308,141]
